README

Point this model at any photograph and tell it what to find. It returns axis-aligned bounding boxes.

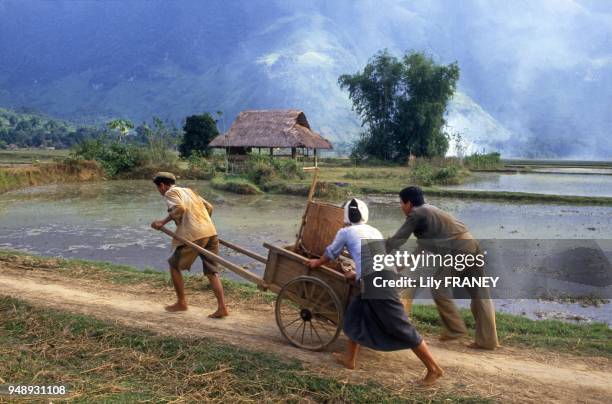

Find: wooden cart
[159,171,356,351]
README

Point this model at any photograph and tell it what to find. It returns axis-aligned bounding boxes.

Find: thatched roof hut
[209,110,332,154]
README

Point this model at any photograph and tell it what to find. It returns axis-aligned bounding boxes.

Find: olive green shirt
[385,204,480,254]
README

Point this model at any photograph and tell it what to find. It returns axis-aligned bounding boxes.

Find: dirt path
[0,266,610,403]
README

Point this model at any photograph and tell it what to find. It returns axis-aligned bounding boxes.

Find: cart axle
[300,308,313,321]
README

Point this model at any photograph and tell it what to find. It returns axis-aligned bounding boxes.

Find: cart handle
[157,226,266,288]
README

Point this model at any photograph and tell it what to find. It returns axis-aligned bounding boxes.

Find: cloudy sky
[0,0,610,158]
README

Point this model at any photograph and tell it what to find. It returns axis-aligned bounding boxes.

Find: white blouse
[324,223,383,280]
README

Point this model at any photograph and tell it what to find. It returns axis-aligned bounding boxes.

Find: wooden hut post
[291,147,297,159]
[269,148,273,157]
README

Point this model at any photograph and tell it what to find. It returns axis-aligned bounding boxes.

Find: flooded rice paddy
[0,180,610,324]
[443,172,612,197]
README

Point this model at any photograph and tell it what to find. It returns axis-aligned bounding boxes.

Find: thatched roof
[209,110,332,149]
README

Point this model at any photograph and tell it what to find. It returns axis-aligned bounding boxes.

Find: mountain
[0,107,102,148]
[0,0,610,158]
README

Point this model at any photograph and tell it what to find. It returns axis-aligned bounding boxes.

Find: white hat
[344,198,369,224]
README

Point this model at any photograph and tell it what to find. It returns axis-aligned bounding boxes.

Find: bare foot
[165,302,188,312]
[466,342,498,350]
[333,352,356,370]
[439,334,464,342]
[208,307,229,318]
[419,367,444,386]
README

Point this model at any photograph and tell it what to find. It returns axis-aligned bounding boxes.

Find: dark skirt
[343,294,422,351]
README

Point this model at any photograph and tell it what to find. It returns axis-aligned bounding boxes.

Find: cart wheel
[275,275,342,351]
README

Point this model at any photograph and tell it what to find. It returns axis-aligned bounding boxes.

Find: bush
[409,158,466,186]
[246,158,276,188]
[186,152,217,180]
[275,158,304,180]
[432,165,460,184]
[463,152,502,170]
[137,117,179,167]
[71,138,106,161]
[244,154,304,188]
[71,139,146,177]
[71,122,183,178]
[314,181,352,199]
[211,176,262,194]
[101,143,147,176]
[409,162,435,186]
[262,180,352,200]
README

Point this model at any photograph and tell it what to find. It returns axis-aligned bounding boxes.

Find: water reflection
[443,172,612,197]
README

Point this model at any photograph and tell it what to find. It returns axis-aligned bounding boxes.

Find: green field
[0,148,70,165]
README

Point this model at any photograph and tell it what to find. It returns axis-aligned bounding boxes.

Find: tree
[179,113,219,158]
[339,50,459,161]
[106,119,134,143]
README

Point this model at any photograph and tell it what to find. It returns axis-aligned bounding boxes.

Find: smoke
[284,0,612,158]
[0,0,610,158]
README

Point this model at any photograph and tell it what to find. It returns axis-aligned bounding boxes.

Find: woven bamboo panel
[299,201,344,257]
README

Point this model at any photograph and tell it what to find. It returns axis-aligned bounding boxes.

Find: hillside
[0,107,102,148]
[0,1,610,158]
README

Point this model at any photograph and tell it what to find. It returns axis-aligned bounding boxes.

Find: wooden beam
[263,242,345,282]
[158,227,266,287]
[293,168,319,252]
[219,238,267,263]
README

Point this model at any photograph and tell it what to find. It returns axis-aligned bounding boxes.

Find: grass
[0,159,103,194]
[2,250,610,358]
[3,150,610,206]
[211,176,263,195]
[223,157,612,205]
[0,148,70,165]
[463,153,502,170]
[355,185,612,206]
[255,165,612,205]
[0,250,275,305]
[344,168,402,180]
[1,296,488,402]
[411,305,611,357]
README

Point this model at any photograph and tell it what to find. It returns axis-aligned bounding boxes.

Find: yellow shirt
[164,186,216,247]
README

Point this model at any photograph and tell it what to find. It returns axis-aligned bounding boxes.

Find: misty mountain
[0,0,610,158]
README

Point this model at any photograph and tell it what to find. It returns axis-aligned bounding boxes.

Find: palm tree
[107,119,134,143]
